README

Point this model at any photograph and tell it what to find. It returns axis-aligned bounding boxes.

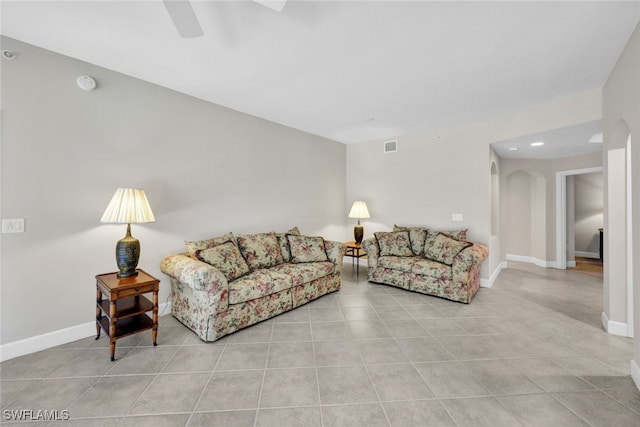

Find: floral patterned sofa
[362,225,488,303]
[160,228,345,341]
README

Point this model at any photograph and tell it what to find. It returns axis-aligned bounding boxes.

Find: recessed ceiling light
[589,132,603,143]
[508,147,518,151]
[530,142,545,147]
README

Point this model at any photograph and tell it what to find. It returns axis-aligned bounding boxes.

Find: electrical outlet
[2,218,25,233]
[451,213,464,222]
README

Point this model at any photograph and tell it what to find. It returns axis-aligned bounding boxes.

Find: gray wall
[573,172,603,255]
[0,37,346,345]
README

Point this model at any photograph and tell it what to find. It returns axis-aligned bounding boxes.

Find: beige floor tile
[317,366,378,405]
[313,340,363,367]
[267,341,315,368]
[552,390,640,427]
[366,363,434,401]
[383,400,456,427]
[196,370,263,411]
[255,406,322,427]
[321,403,389,427]
[497,394,589,427]
[128,372,209,415]
[414,361,490,397]
[440,396,523,427]
[259,368,319,408]
[187,410,256,426]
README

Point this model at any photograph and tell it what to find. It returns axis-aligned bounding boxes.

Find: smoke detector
[77,75,97,91]
[2,50,16,60]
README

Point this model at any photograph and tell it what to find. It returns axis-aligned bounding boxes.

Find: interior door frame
[556,166,603,270]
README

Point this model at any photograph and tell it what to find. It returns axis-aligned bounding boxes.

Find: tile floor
[1,262,639,426]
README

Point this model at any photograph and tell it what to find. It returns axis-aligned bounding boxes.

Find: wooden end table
[345,241,367,277]
[95,269,160,361]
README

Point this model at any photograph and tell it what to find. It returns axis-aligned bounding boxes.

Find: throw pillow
[276,227,302,262]
[196,241,250,282]
[287,235,329,263]
[237,232,284,270]
[423,228,468,254]
[185,232,236,258]
[424,232,472,265]
[375,231,414,257]
[393,225,428,256]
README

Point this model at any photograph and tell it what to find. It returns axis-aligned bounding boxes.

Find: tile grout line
[185,331,229,426]
[252,320,275,427]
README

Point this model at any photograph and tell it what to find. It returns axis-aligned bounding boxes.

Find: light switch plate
[2,218,25,233]
[451,213,464,222]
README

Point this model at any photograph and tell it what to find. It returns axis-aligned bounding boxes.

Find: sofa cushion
[412,258,453,280]
[393,225,428,256]
[185,232,235,258]
[423,229,468,255]
[287,235,329,263]
[276,227,301,262]
[375,231,414,257]
[424,233,472,265]
[378,256,421,272]
[272,261,335,286]
[195,241,250,282]
[228,269,293,304]
[237,232,284,270]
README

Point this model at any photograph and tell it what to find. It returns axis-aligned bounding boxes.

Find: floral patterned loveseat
[362,225,488,303]
[160,228,345,342]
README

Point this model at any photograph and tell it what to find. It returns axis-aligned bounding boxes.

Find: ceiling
[1,1,639,147]
[492,120,604,160]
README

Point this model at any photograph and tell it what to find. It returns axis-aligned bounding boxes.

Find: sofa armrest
[324,240,347,272]
[362,238,379,269]
[160,253,228,294]
[452,243,489,281]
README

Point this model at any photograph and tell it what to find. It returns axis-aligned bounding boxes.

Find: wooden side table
[345,241,367,277]
[95,269,160,361]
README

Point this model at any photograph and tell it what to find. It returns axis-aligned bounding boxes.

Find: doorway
[556,166,603,270]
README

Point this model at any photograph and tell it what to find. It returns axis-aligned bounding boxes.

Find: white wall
[0,37,346,348]
[573,172,603,255]
[602,22,640,381]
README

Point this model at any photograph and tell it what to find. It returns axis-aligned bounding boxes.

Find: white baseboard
[575,251,600,259]
[481,261,507,288]
[506,254,557,268]
[632,359,640,392]
[0,302,171,362]
[567,261,577,268]
[601,311,629,337]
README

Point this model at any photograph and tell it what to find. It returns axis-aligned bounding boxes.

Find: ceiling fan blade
[163,0,204,38]
[253,0,287,12]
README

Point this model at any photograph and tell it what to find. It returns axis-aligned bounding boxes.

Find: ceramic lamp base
[116,224,140,278]
[354,224,364,244]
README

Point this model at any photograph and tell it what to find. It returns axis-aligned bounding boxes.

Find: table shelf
[97,314,154,339]
[98,296,154,321]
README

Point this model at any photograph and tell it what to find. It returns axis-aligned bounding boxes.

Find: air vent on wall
[384,140,398,153]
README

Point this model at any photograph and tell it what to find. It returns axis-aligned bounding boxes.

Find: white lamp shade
[100,188,156,224]
[348,201,370,219]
